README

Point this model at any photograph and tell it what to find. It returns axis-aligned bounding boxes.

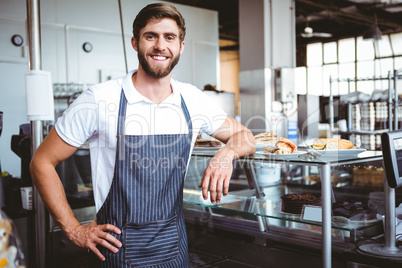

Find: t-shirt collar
[122,69,181,107]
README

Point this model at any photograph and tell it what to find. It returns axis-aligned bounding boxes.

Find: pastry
[195,137,222,147]
[254,131,278,145]
[281,193,321,214]
[332,200,377,221]
[312,138,353,150]
[263,137,297,154]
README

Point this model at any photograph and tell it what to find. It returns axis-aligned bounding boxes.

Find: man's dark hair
[133,3,186,42]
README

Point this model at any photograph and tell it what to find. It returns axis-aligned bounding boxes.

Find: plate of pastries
[311,138,365,155]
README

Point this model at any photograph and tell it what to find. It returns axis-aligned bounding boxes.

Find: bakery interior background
[0,0,402,177]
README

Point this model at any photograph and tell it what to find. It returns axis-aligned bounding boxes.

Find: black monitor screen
[393,137,402,178]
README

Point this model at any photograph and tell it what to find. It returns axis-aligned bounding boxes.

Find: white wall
[0,0,219,177]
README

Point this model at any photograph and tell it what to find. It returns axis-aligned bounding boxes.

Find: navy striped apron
[96,90,192,267]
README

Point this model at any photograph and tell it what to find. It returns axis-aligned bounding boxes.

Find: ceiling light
[363,25,382,41]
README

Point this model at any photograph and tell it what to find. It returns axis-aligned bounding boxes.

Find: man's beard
[137,47,180,78]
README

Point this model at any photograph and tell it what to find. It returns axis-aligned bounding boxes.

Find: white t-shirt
[55,70,227,212]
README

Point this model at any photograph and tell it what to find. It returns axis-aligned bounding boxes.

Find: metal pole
[321,164,332,268]
[118,0,129,73]
[357,169,402,256]
[329,76,334,138]
[384,177,397,251]
[388,71,393,131]
[394,70,399,130]
[347,79,353,133]
[26,0,46,267]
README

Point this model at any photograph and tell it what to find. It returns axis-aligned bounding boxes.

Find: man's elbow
[243,129,256,154]
[29,152,48,184]
[29,154,40,182]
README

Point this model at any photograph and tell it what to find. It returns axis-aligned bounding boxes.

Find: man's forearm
[221,129,256,160]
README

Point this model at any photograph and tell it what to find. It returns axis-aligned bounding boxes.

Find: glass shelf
[191,148,383,165]
[183,189,379,234]
[184,150,385,241]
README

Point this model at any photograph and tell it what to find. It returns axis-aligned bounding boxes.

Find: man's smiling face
[133,18,185,78]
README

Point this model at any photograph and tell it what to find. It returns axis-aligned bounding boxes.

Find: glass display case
[183,148,395,268]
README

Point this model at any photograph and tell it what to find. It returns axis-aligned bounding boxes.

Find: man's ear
[131,37,138,52]
[180,41,185,55]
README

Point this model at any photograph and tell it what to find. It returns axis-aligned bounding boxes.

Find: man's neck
[132,69,173,104]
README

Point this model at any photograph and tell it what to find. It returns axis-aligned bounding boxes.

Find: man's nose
[154,37,166,51]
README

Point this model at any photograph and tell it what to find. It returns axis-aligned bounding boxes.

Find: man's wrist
[218,146,238,161]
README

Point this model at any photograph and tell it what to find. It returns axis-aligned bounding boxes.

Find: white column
[239,0,296,134]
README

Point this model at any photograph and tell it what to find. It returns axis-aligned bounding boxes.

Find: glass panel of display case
[184,152,386,243]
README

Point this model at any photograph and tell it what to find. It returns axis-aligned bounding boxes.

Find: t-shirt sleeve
[55,89,98,147]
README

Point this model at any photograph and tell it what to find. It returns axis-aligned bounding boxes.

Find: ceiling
[166,0,402,47]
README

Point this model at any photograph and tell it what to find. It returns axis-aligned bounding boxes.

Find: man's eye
[146,35,155,40]
[166,36,175,41]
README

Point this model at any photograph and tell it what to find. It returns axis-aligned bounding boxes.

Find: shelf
[191,149,383,166]
[183,189,381,235]
[334,130,389,135]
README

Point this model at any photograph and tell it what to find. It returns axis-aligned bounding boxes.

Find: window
[374,58,393,89]
[295,32,402,98]
[391,33,402,55]
[357,37,375,61]
[339,62,355,94]
[395,56,402,70]
[307,66,322,95]
[339,38,355,63]
[357,61,375,93]
[323,42,337,64]
[357,61,374,78]
[307,43,322,66]
[323,64,338,96]
[375,58,394,77]
[295,67,307,95]
[375,35,392,58]
[395,57,402,94]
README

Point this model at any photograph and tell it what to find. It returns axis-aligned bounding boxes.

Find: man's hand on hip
[68,220,122,261]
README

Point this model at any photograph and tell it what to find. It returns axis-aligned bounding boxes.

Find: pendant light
[363,12,382,41]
